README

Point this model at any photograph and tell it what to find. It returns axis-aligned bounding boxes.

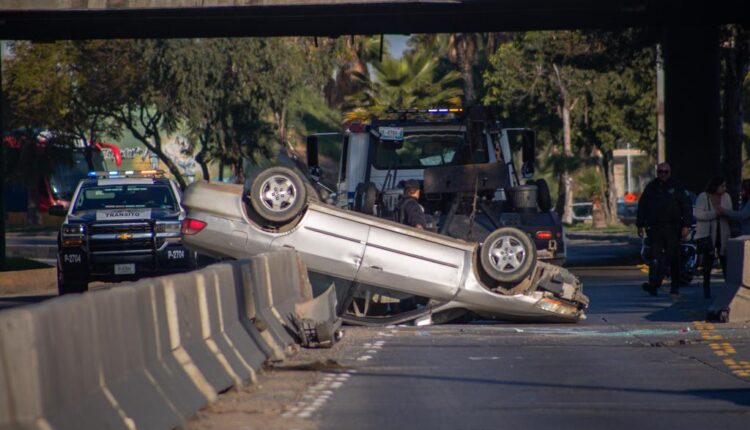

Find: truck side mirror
[306,135,320,180]
[521,130,536,178]
[49,204,67,217]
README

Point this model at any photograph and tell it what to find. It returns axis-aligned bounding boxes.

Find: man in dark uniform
[397,179,426,229]
[636,162,692,296]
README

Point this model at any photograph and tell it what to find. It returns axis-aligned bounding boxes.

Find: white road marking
[286,371,355,420]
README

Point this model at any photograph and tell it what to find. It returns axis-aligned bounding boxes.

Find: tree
[344,52,463,122]
[4,41,125,223]
[485,31,595,224]
[720,25,750,206]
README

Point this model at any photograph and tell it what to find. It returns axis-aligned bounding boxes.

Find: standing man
[636,162,692,296]
[397,179,426,229]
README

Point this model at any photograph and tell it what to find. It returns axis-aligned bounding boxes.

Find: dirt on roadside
[0,268,57,296]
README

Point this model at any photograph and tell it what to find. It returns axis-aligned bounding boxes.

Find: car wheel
[57,266,87,295]
[354,182,378,215]
[249,166,307,223]
[480,227,537,284]
[535,179,552,212]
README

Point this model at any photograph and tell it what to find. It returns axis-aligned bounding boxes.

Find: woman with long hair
[694,176,732,299]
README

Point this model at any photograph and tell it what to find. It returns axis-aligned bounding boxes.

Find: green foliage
[344,52,463,122]
[575,167,604,199]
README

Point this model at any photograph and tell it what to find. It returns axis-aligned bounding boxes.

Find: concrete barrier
[265,250,314,328]
[194,267,255,387]
[209,263,268,377]
[131,280,209,421]
[0,249,340,429]
[0,308,44,430]
[158,272,235,397]
[33,295,132,430]
[709,236,750,322]
[242,253,298,359]
[90,286,183,430]
[230,260,276,361]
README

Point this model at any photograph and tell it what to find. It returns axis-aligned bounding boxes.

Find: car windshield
[373,133,488,170]
[72,184,177,212]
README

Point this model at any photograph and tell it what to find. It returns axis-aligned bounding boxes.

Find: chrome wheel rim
[489,236,526,273]
[258,175,297,213]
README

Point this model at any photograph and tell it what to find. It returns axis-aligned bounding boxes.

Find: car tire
[249,166,308,223]
[535,179,552,212]
[354,182,378,215]
[57,266,87,295]
[479,227,537,284]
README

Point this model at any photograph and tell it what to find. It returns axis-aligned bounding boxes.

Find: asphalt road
[4,234,750,429]
[197,236,750,430]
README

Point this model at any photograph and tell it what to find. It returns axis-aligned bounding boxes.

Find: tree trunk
[722,26,749,208]
[602,149,619,224]
[455,34,477,105]
[561,102,574,225]
[196,147,210,182]
[591,196,607,229]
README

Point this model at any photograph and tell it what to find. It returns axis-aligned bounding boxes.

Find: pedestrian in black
[397,179,426,229]
[636,162,692,296]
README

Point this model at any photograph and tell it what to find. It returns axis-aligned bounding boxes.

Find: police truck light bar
[88,170,165,178]
[385,107,463,115]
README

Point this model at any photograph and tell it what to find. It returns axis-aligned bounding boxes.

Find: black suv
[52,170,196,294]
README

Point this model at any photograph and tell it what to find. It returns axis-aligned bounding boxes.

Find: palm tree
[343,53,463,122]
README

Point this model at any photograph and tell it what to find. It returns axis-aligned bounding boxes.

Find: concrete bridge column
[664,25,721,194]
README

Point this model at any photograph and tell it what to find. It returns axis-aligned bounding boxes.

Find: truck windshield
[73,184,177,212]
[373,133,487,170]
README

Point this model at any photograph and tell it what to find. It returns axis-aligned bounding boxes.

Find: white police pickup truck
[50,170,196,295]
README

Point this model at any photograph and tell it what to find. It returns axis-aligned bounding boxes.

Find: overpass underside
[0,1,748,193]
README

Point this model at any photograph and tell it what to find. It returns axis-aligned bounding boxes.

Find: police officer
[636,162,692,296]
[397,179,426,229]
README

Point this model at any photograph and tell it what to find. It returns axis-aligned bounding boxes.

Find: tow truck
[305,106,566,265]
[51,170,196,295]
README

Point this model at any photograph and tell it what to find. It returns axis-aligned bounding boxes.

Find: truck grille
[88,221,155,254]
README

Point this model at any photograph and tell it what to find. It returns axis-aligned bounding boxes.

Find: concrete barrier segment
[232,260,279,362]
[0,308,47,430]
[160,272,234,396]
[132,280,208,420]
[32,294,133,430]
[90,285,184,430]
[708,237,750,322]
[194,268,252,387]
[243,254,297,359]
[265,250,314,327]
[208,263,268,380]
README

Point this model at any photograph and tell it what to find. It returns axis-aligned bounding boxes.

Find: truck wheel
[57,267,88,295]
[480,227,537,284]
[249,166,307,223]
[354,182,378,215]
[535,179,552,212]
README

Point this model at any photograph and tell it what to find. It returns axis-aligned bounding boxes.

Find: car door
[356,226,465,300]
[271,207,368,281]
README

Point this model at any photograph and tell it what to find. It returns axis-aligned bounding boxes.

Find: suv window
[373,133,488,170]
[73,184,177,211]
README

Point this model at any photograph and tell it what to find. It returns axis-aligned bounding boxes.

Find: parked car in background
[572,202,593,223]
[181,166,589,325]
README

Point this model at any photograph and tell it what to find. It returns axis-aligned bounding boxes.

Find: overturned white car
[181,166,588,325]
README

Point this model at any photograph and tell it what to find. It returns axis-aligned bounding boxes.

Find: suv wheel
[249,166,308,223]
[480,227,537,284]
[57,266,88,295]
